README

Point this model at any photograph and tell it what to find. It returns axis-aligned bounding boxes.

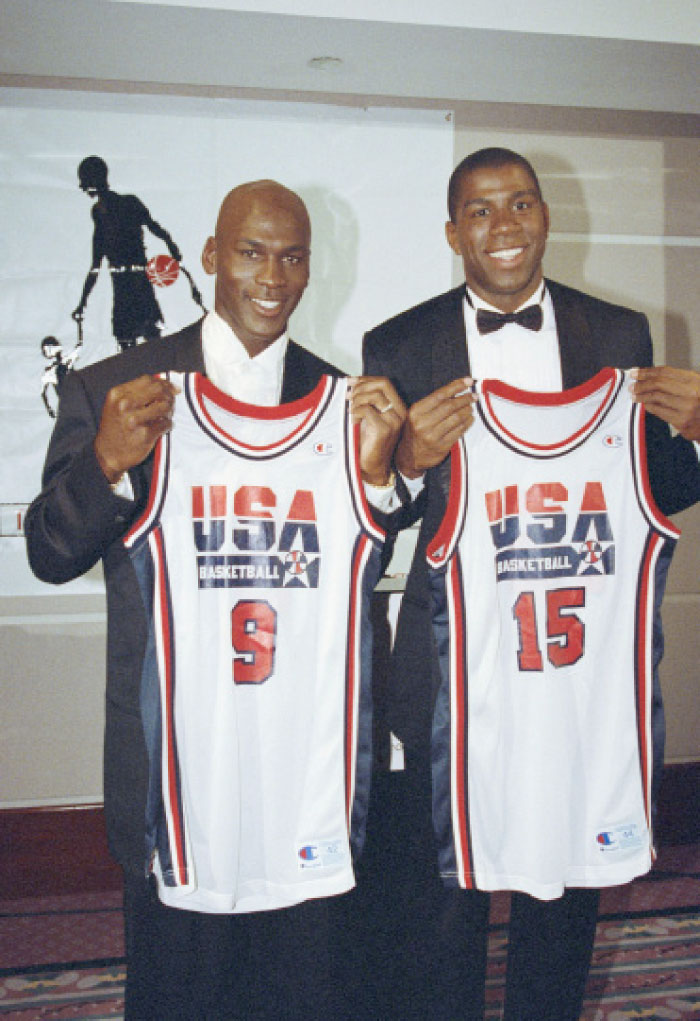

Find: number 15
[512,587,585,672]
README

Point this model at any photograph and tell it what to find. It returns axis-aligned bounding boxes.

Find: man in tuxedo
[362,147,700,1020]
[26,179,402,1021]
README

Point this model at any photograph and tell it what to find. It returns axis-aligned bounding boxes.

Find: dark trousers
[352,766,599,1021]
[122,873,344,1020]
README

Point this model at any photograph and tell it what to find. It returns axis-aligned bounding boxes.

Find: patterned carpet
[1,845,698,1019]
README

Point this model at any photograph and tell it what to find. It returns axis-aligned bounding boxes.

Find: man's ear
[445,220,461,256]
[201,236,217,276]
[541,200,550,238]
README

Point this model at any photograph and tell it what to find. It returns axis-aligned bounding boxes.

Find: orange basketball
[146,254,179,287]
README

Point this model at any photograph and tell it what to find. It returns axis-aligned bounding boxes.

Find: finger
[115,374,179,401]
[350,376,402,404]
[411,383,475,418]
[409,395,474,433]
[104,385,176,430]
[124,396,176,431]
[351,402,404,430]
[350,388,405,419]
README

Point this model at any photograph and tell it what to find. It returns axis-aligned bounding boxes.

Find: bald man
[26,180,403,1020]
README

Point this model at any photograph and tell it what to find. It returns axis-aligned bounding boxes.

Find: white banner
[0,89,454,596]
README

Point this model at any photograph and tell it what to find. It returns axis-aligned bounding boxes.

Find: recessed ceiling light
[307,56,343,71]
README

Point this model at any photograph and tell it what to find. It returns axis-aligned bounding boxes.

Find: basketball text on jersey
[193,484,321,588]
[486,480,615,581]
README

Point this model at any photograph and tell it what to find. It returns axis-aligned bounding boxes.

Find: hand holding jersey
[348,375,406,486]
[631,365,700,442]
[94,374,179,484]
[394,377,475,479]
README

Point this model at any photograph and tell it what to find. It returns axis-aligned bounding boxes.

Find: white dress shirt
[465,282,561,390]
[203,310,288,406]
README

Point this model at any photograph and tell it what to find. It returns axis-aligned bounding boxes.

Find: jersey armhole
[631,405,681,540]
[345,408,386,545]
[123,432,170,549]
[426,440,467,568]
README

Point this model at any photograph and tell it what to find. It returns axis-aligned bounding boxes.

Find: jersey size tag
[595,821,644,855]
[297,838,348,870]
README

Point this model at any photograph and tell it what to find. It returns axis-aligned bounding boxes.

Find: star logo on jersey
[576,537,615,575]
[284,550,308,576]
[282,543,319,588]
[575,519,615,576]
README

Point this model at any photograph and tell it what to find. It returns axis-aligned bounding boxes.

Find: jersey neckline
[476,367,624,458]
[185,372,339,458]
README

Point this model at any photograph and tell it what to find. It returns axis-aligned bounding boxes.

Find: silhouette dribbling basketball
[73,156,202,352]
[146,254,180,287]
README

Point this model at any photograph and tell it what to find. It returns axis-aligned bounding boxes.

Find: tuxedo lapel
[431,285,470,389]
[548,280,598,389]
[281,341,314,402]
[170,319,206,374]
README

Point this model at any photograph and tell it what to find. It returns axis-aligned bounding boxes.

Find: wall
[1,94,698,808]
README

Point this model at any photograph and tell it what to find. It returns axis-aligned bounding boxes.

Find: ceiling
[1,0,698,115]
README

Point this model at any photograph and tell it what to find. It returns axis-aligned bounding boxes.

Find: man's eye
[471,208,489,218]
[284,255,302,265]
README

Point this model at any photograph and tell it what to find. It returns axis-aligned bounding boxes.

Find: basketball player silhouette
[72,156,183,351]
[40,335,81,418]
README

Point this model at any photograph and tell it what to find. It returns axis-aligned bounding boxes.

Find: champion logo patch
[602,433,623,448]
[297,838,347,869]
[313,440,335,455]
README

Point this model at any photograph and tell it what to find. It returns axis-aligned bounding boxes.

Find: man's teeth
[252,298,282,310]
[490,248,523,261]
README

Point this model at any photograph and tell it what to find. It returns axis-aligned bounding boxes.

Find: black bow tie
[476,304,543,335]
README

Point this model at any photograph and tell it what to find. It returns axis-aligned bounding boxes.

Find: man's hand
[631,367,700,442]
[395,378,475,479]
[94,375,180,484]
[349,377,406,486]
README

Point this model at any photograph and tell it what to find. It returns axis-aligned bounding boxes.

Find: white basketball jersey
[124,373,384,913]
[427,369,679,900]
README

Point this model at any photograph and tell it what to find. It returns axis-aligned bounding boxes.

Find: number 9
[231,600,277,685]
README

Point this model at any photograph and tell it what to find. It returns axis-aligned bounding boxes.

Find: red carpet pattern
[1,847,698,1019]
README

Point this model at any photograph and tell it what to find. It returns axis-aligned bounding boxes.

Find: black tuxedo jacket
[363,279,700,751]
[25,319,342,872]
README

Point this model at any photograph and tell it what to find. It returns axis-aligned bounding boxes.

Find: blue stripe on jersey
[346,533,384,861]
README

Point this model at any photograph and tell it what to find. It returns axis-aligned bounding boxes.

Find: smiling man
[202,180,313,359]
[361,147,700,1021]
[26,179,403,1021]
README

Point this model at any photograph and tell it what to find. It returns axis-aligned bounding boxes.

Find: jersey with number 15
[427,368,678,901]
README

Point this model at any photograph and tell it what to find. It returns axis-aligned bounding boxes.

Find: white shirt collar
[462,282,562,392]
[201,310,289,405]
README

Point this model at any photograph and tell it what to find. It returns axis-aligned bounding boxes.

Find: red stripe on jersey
[347,420,385,544]
[448,556,474,888]
[427,440,467,567]
[152,527,188,886]
[635,533,661,837]
[632,404,681,538]
[123,432,168,548]
[480,369,619,454]
[344,534,370,825]
[193,373,333,454]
